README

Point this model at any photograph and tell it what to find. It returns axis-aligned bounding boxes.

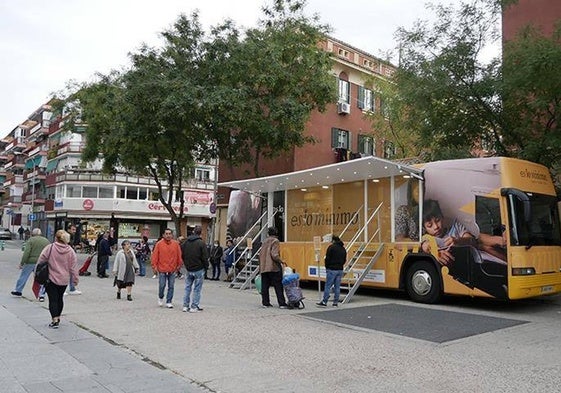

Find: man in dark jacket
[180,225,208,312]
[97,232,112,278]
[317,235,347,307]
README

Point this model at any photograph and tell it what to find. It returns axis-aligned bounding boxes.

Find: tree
[203,0,335,176]
[61,0,335,230]
[502,24,561,173]
[384,0,561,185]
[381,0,507,160]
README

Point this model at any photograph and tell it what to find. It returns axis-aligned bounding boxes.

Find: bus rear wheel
[406,261,442,304]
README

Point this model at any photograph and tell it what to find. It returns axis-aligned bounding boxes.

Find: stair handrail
[229,207,279,268]
[339,204,363,242]
[345,202,383,252]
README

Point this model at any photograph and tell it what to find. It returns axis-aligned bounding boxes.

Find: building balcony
[23,169,46,181]
[3,175,23,187]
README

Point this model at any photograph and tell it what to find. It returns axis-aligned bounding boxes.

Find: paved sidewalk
[2,239,561,392]
[0,293,204,393]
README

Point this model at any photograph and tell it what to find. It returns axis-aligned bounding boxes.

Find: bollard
[0,240,4,251]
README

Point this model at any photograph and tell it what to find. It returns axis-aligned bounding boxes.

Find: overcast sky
[0,0,464,136]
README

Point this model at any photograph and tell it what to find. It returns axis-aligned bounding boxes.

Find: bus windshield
[507,191,561,247]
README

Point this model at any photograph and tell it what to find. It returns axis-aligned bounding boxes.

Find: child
[420,199,475,265]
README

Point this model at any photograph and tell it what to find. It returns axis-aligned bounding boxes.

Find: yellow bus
[220,156,561,303]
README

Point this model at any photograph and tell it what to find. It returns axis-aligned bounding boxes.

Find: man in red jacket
[151,228,182,308]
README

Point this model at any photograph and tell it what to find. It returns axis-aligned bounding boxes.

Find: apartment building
[1,102,217,244]
[216,36,397,241]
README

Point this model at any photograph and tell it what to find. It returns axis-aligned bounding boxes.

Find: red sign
[83,199,94,210]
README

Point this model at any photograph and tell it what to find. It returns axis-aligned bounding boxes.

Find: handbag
[35,245,53,285]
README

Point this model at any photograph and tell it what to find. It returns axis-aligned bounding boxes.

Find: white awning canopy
[218,156,424,194]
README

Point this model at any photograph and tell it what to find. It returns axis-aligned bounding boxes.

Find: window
[358,87,375,112]
[380,98,390,118]
[195,168,211,182]
[66,185,81,198]
[383,140,396,159]
[148,189,160,201]
[337,48,349,58]
[338,78,350,104]
[139,188,147,200]
[99,187,113,198]
[82,186,97,198]
[126,187,138,200]
[118,186,126,199]
[331,128,350,149]
[358,135,375,156]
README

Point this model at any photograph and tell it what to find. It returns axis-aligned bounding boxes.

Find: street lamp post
[30,164,36,229]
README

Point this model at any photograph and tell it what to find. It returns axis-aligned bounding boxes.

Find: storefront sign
[83,199,94,211]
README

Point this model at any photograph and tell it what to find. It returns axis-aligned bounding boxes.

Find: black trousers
[261,271,287,307]
[45,282,67,318]
[98,255,109,275]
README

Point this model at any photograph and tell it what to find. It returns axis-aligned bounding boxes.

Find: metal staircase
[228,207,279,291]
[339,202,385,304]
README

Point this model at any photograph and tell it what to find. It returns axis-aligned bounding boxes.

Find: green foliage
[502,24,561,173]
[390,0,506,161]
[388,0,561,188]
[60,0,335,227]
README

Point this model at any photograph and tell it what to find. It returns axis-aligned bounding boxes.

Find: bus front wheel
[406,261,442,304]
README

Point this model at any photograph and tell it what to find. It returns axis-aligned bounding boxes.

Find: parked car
[0,228,12,240]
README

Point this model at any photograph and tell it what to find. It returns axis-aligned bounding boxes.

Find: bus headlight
[512,267,536,276]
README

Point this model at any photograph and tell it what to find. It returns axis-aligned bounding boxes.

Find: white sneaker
[152,275,157,279]
[63,292,68,296]
[158,298,164,307]
[182,306,188,312]
[68,290,82,295]
[166,303,174,309]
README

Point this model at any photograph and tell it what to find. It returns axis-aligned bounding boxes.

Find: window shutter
[331,128,338,148]
[358,87,365,109]
[347,131,352,151]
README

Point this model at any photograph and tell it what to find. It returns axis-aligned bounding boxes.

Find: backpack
[35,245,53,285]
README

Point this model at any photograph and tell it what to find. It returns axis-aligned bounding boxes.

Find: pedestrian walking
[11,228,50,300]
[97,232,112,278]
[180,225,209,312]
[18,225,24,240]
[151,228,183,308]
[258,227,288,309]
[113,240,140,301]
[38,229,79,328]
[65,224,82,295]
[316,235,347,307]
[134,236,151,277]
[209,240,223,280]
[222,239,235,281]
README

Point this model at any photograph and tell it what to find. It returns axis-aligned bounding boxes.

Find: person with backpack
[11,228,50,300]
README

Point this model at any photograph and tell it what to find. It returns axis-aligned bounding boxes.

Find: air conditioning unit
[337,102,351,115]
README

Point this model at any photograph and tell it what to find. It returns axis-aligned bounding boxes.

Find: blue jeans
[158,273,176,303]
[183,269,204,309]
[322,269,344,304]
[14,264,35,293]
[137,256,147,276]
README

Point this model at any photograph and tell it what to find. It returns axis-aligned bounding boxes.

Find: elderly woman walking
[113,240,139,301]
[37,229,79,329]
